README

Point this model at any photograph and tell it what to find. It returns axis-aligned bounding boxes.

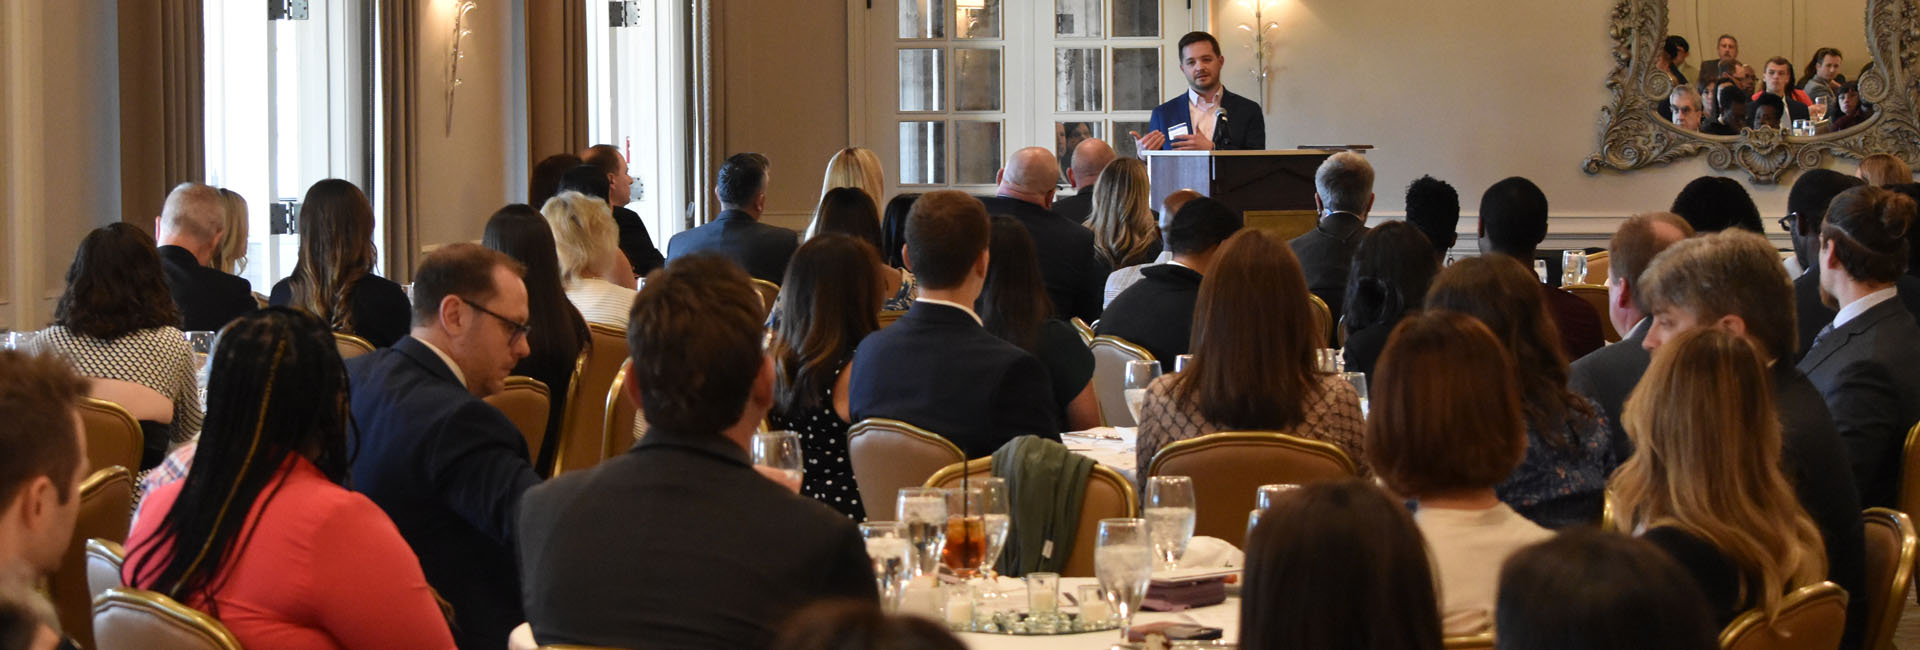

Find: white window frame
[585,0,693,245]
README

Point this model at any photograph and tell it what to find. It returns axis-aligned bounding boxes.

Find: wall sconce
[1236,0,1281,103]
[445,1,477,136]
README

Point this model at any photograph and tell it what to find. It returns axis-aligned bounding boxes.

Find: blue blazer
[346,336,541,650]
[1144,89,1266,151]
[665,209,800,283]
[849,302,1061,458]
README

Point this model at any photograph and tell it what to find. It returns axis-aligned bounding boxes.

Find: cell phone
[1127,621,1224,642]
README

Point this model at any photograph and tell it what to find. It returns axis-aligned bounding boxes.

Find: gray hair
[159,182,228,242]
[1315,152,1375,214]
[1669,85,1700,106]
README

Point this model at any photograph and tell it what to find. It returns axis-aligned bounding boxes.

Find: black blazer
[269,273,412,348]
[612,204,666,276]
[1796,297,1920,509]
[979,195,1105,322]
[1053,189,1094,225]
[1792,268,1920,362]
[1096,263,1202,373]
[518,430,875,650]
[849,302,1061,458]
[1288,212,1368,328]
[665,209,799,283]
[1568,318,1652,465]
[1144,89,1267,151]
[345,337,542,650]
[157,245,256,332]
[1773,362,1868,649]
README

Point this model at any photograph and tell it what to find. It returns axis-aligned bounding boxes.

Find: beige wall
[1667,0,1869,80]
[413,0,518,251]
[718,0,850,232]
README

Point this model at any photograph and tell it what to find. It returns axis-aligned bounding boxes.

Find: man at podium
[1131,31,1267,152]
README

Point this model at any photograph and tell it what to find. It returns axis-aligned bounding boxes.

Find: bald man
[1052,138,1117,224]
[979,147,1106,321]
[1567,211,1694,463]
[154,182,257,331]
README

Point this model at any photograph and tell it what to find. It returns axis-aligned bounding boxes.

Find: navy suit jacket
[157,245,256,332]
[1797,297,1920,509]
[666,209,799,283]
[346,337,541,650]
[1144,89,1266,150]
[849,302,1060,458]
[978,195,1105,322]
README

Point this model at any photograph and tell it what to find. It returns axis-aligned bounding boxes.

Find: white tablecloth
[1063,427,1137,483]
[957,577,1239,650]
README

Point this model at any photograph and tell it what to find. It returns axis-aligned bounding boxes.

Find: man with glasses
[346,242,540,650]
[1780,170,1920,363]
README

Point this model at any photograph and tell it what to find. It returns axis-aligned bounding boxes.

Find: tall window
[585,0,693,243]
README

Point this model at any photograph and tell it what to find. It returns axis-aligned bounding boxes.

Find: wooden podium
[1142,149,1344,240]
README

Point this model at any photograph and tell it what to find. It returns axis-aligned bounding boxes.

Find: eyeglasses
[1778,212,1799,233]
[460,297,531,345]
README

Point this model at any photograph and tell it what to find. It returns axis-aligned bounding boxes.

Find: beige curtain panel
[381,0,422,282]
[117,0,204,229]
[525,0,589,174]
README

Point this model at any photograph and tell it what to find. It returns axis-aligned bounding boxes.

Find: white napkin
[1177,536,1244,569]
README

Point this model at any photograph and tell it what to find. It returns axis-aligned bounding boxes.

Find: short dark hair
[0,350,88,507]
[1177,31,1221,59]
[1788,169,1867,235]
[1748,92,1785,128]
[1343,221,1438,332]
[628,254,766,434]
[411,243,526,325]
[1403,175,1460,257]
[880,193,921,268]
[557,164,612,202]
[1671,175,1763,233]
[716,152,771,208]
[1662,35,1690,59]
[528,153,582,208]
[1495,529,1718,650]
[904,190,991,290]
[1608,212,1695,312]
[581,144,624,174]
[56,223,181,339]
[1478,177,1549,257]
[1162,197,1242,255]
[1822,185,1915,283]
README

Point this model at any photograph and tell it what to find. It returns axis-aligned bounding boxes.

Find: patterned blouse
[883,268,918,312]
[766,361,866,521]
[31,325,203,443]
[1135,371,1366,479]
[1495,396,1616,529]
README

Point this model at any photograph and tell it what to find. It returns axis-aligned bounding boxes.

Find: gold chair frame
[1564,283,1619,343]
[751,279,781,318]
[1089,335,1155,428]
[551,322,628,476]
[1069,317,1095,346]
[332,332,375,359]
[86,538,127,602]
[1306,294,1333,348]
[1584,251,1611,283]
[77,397,144,476]
[1443,632,1495,650]
[923,457,1138,576]
[1717,582,1849,650]
[848,418,965,519]
[1863,507,1917,650]
[92,586,245,650]
[486,375,552,464]
[602,358,638,459]
[1900,421,1920,526]
[56,466,133,649]
[1147,431,1359,542]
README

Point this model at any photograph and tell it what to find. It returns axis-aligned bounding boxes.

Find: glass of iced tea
[940,486,987,578]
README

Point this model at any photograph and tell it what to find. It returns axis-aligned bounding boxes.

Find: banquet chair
[1861,508,1916,650]
[1718,582,1847,650]
[924,457,1137,577]
[602,359,640,459]
[1585,250,1611,283]
[551,323,628,476]
[77,397,146,475]
[1564,283,1619,342]
[751,279,781,319]
[877,309,907,329]
[1089,335,1155,427]
[87,538,127,603]
[1070,317,1095,346]
[1444,633,1495,649]
[849,418,964,521]
[483,376,551,467]
[51,466,133,650]
[92,587,244,650]
[333,332,375,360]
[1306,294,1340,348]
[1901,421,1920,530]
[1147,432,1359,543]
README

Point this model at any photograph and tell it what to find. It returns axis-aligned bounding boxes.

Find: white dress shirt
[1832,286,1899,330]
[914,297,983,325]
[415,337,469,390]
[1187,88,1224,142]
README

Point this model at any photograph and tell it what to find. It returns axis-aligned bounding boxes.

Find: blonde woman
[212,187,250,275]
[1609,328,1826,627]
[1856,153,1912,186]
[543,191,637,327]
[808,147,886,239]
[1085,158,1162,269]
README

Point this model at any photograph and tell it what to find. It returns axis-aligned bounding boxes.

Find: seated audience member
[1704,83,1748,135]
[979,217,1099,431]
[807,187,915,311]
[768,235,887,520]
[1086,158,1162,269]
[1240,480,1444,650]
[980,147,1104,322]
[1659,35,1691,87]
[1052,138,1116,224]
[1749,92,1787,130]
[1612,328,1827,627]
[1341,222,1439,380]
[1102,188,1204,305]
[850,191,1060,457]
[346,244,542,650]
[1098,197,1241,371]
[772,601,964,650]
[1756,57,1812,119]
[1495,529,1718,650]
[1797,186,1920,508]
[126,309,456,649]
[817,147,887,210]
[1366,310,1551,635]
[1670,175,1764,233]
[545,191,637,328]
[1428,257,1615,527]
[0,351,89,646]
[879,193,919,269]
[668,152,800,283]
[269,179,412,347]
[1404,175,1460,262]
[1695,33,1740,86]
[519,255,876,649]
[1801,48,1844,111]
[1568,212,1694,457]
[1729,62,1759,94]
[1857,152,1913,186]
[1669,85,1704,131]
[1832,82,1872,131]
[1785,170,1890,360]
[1639,230,1866,647]
[483,205,591,474]
[1136,230,1365,475]
[212,187,251,275]
[31,223,202,468]
[528,153,582,209]
[1289,151,1374,329]
[1476,177,1606,358]
[581,146,667,276]
[155,182,255,331]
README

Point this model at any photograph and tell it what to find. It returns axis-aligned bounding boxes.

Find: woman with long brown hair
[1085,158,1161,269]
[1134,229,1364,474]
[808,187,915,311]
[978,217,1099,431]
[1610,328,1826,626]
[484,205,590,474]
[269,179,411,347]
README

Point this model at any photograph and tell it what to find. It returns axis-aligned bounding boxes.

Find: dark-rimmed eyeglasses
[460,297,531,345]
[1778,212,1800,233]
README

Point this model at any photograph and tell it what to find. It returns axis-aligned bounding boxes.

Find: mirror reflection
[1651,0,1874,137]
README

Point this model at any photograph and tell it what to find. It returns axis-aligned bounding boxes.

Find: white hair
[1314,152,1375,214]
[159,182,227,242]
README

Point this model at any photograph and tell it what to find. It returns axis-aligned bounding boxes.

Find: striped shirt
[565,277,637,329]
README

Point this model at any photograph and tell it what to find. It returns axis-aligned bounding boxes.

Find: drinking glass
[1315,348,1343,373]
[1144,476,1196,570]
[751,430,804,484]
[2,331,27,350]
[1095,518,1153,641]
[860,521,912,612]
[1562,250,1588,285]
[977,477,1011,578]
[183,330,216,372]
[1246,508,1263,544]
[1173,354,1194,373]
[897,487,949,578]
[940,486,987,578]
[1342,371,1370,419]
[1256,483,1301,511]
[1122,360,1160,423]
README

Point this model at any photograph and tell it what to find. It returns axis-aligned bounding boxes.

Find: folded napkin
[1177,536,1244,569]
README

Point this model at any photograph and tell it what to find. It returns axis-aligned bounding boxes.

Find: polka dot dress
[768,366,867,521]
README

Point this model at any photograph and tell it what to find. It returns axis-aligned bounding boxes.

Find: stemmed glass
[860,521,912,612]
[1256,483,1301,511]
[1095,518,1153,641]
[940,486,987,578]
[1145,476,1196,570]
[1342,371,1369,419]
[897,487,949,579]
[751,430,804,485]
[976,477,1011,579]
[1122,360,1161,424]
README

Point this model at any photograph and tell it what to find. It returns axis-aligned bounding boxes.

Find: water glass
[860,521,912,612]
[977,477,1011,578]
[751,430,804,484]
[1256,483,1301,511]
[1026,572,1060,614]
[1173,354,1194,373]
[1315,348,1343,373]
[940,486,987,578]
[1562,250,1588,285]
[1342,371,1369,419]
[2,331,27,351]
[1145,476,1196,570]
[1095,518,1153,641]
[897,487,949,578]
[1122,360,1161,424]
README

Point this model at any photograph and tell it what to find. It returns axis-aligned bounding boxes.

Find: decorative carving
[1584,0,1920,183]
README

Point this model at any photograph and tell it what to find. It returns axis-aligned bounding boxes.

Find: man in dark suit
[1787,171,1920,361]
[667,152,799,283]
[1796,186,1920,509]
[1131,32,1265,152]
[1477,176,1606,359]
[345,244,541,650]
[1288,152,1374,329]
[1052,137,1115,224]
[581,144,665,276]
[852,191,1061,458]
[1098,198,1240,371]
[1640,230,1867,650]
[518,254,874,650]
[979,147,1105,322]
[153,182,255,332]
[1568,211,1694,461]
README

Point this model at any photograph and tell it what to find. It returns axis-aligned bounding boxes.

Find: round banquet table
[956,577,1240,650]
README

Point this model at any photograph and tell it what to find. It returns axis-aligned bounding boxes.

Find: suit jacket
[1288,212,1368,328]
[1096,263,1202,373]
[1796,297,1920,509]
[1792,268,1920,362]
[1144,89,1266,151]
[1542,283,1606,360]
[157,245,256,332]
[849,302,1061,458]
[1052,189,1094,225]
[665,209,799,283]
[346,337,541,650]
[979,195,1106,322]
[612,205,665,276]
[1568,318,1651,465]
[518,429,875,650]
[1773,362,1868,650]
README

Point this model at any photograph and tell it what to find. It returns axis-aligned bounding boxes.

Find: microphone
[1216,107,1230,148]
